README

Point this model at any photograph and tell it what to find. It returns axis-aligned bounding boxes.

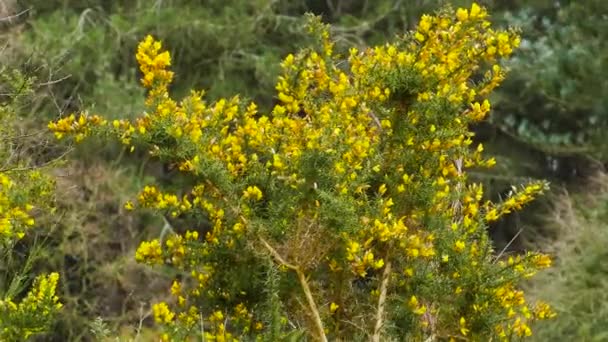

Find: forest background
[0,0,607,340]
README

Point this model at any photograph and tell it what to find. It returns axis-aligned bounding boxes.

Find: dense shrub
[0,68,61,340]
[51,4,556,340]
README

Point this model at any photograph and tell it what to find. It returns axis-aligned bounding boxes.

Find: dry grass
[526,172,608,341]
[0,0,15,18]
[44,158,173,339]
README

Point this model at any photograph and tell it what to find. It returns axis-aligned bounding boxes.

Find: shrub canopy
[49,3,555,341]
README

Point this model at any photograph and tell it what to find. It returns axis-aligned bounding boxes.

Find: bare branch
[0,7,30,23]
[0,147,73,173]
[37,74,72,87]
[260,237,298,271]
[372,260,392,342]
[493,228,523,263]
[260,237,328,342]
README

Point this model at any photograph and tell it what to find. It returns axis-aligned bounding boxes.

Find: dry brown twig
[372,259,392,342]
[259,237,328,342]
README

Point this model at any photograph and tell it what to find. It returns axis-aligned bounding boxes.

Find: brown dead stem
[260,237,328,342]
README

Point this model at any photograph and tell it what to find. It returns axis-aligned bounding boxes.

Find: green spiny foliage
[51,4,556,341]
[0,67,61,340]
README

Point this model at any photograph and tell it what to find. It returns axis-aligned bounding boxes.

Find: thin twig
[331,0,402,34]
[493,228,523,263]
[339,318,368,337]
[260,237,297,270]
[260,237,328,342]
[0,147,73,173]
[37,74,72,87]
[368,110,383,131]
[134,303,149,341]
[1,130,45,141]
[0,7,30,22]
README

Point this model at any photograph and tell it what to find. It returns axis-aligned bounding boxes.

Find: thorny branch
[260,237,328,342]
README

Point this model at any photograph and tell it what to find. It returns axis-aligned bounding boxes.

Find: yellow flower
[243,185,263,201]
[171,280,181,296]
[419,15,432,33]
[456,8,468,21]
[210,310,224,322]
[414,31,426,42]
[470,3,485,19]
[459,317,469,336]
[124,201,134,210]
[378,183,387,196]
[152,302,175,323]
[454,240,466,253]
[135,239,163,265]
[532,253,552,268]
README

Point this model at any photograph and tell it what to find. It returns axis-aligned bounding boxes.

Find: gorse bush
[50,3,555,341]
[0,272,61,340]
[13,2,485,339]
[0,68,61,340]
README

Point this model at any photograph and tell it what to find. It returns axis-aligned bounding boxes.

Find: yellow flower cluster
[2,68,61,340]
[0,273,62,340]
[18,273,62,313]
[408,295,428,315]
[47,112,107,142]
[135,239,163,265]
[135,185,191,217]
[49,3,555,340]
[242,186,263,201]
[490,281,555,339]
[0,173,35,242]
[346,240,385,277]
[485,182,548,222]
[152,296,262,342]
[136,35,174,100]
[0,169,53,246]
[152,302,175,324]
